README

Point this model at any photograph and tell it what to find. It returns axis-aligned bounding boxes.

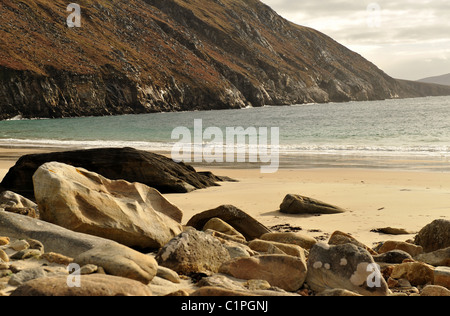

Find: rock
[378,240,423,257]
[156,228,231,275]
[260,232,317,250]
[373,250,413,264]
[219,254,307,292]
[328,231,377,255]
[8,267,47,286]
[306,243,390,296]
[415,219,450,252]
[0,249,9,263]
[390,262,435,286]
[202,218,246,241]
[80,264,98,275]
[0,191,37,209]
[3,207,38,218]
[10,249,42,260]
[190,286,256,297]
[1,148,228,199]
[10,274,153,296]
[156,266,181,284]
[33,162,183,249]
[421,285,450,296]
[0,211,158,284]
[279,194,346,215]
[371,227,413,235]
[187,205,271,241]
[433,266,450,289]
[248,239,306,259]
[414,247,450,267]
[9,240,30,251]
[0,237,10,246]
[41,253,73,266]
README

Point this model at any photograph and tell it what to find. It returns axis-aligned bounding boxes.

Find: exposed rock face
[0,147,226,199]
[2,0,450,120]
[33,162,183,249]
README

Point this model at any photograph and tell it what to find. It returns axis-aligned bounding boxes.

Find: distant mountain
[418,73,450,86]
[1,0,450,120]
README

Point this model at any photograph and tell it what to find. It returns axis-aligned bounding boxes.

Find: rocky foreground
[0,158,450,296]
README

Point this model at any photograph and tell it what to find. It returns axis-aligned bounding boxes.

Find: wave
[1,138,449,158]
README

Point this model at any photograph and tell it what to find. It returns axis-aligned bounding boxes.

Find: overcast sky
[261,0,450,80]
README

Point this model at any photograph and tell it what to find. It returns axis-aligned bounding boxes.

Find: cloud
[262,0,450,79]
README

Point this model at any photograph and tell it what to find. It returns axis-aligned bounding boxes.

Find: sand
[1,147,449,248]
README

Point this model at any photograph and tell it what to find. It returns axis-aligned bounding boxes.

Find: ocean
[1,96,450,170]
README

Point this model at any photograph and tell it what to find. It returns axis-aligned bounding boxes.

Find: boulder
[1,147,230,199]
[33,162,183,249]
[415,219,450,252]
[219,254,307,292]
[11,274,153,296]
[279,194,346,215]
[0,191,37,209]
[414,247,450,267]
[306,243,390,296]
[328,231,377,255]
[373,250,412,264]
[187,205,271,241]
[390,262,435,286]
[421,285,450,296]
[0,211,158,284]
[434,266,450,289]
[260,232,317,250]
[202,217,246,241]
[248,240,306,259]
[156,228,231,275]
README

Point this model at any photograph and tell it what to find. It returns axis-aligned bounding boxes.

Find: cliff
[1,0,450,120]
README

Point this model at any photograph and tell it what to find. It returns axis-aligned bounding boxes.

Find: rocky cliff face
[1,0,450,120]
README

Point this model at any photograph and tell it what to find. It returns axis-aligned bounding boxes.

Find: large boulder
[156,228,231,275]
[1,147,229,199]
[306,243,390,296]
[219,254,307,292]
[415,219,450,253]
[11,274,153,296]
[279,194,346,215]
[33,162,183,249]
[0,211,158,284]
[186,205,271,241]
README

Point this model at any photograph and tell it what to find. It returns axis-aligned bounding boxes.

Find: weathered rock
[415,219,450,252]
[328,231,377,255]
[41,253,73,266]
[0,191,37,209]
[187,205,271,241]
[306,243,390,296]
[10,274,153,296]
[33,162,183,249]
[279,194,346,215]
[0,237,10,246]
[0,249,9,263]
[0,211,158,284]
[373,250,413,264]
[371,227,413,235]
[219,254,307,292]
[203,218,246,241]
[260,232,317,250]
[156,266,181,284]
[8,267,47,286]
[390,262,435,286]
[156,228,231,275]
[414,247,450,267]
[433,266,450,289]
[1,148,228,199]
[421,285,450,296]
[378,240,423,257]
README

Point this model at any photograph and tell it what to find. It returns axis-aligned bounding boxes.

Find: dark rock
[1,147,229,199]
[186,205,271,241]
[280,194,346,215]
[373,250,413,264]
[415,219,450,252]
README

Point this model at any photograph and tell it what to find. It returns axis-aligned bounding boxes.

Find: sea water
[1,96,450,170]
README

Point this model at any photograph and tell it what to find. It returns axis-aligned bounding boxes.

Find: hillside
[1,0,450,120]
[418,73,450,86]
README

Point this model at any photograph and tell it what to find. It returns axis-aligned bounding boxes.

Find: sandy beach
[1,147,449,248]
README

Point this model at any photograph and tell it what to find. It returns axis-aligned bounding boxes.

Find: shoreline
[1,146,449,247]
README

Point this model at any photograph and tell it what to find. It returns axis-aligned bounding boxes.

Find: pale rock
[328,231,377,255]
[248,239,306,259]
[0,237,10,246]
[203,217,246,241]
[0,191,37,209]
[0,249,8,263]
[421,285,450,296]
[390,262,435,286]
[9,240,30,251]
[414,247,450,267]
[33,162,183,249]
[433,266,450,289]
[156,265,181,284]
[8,267,47,286]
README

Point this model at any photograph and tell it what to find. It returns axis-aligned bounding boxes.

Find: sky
[261,0,450,81]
